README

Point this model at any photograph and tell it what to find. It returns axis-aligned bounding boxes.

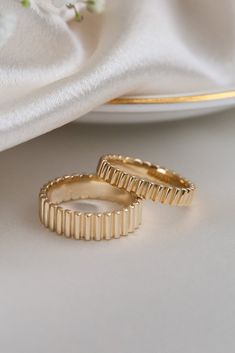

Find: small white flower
[0,13,17,49]
[19,0,105,19]
[51,0,77,9]
[25,0,69,14]
[86,0,105,14]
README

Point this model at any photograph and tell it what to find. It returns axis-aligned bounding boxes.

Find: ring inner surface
[110,160,189,188]
[47,176,134,206]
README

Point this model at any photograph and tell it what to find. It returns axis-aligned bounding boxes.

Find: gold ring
[97,155,195,206]
[39,174,142,240]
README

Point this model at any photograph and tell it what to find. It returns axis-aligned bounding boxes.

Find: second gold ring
[97,154,195,206]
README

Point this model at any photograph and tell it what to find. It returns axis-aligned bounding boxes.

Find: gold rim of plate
[109,90,235,105]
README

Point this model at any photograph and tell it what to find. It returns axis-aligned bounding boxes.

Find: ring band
[97,155,195,206]
[39,174,142,240]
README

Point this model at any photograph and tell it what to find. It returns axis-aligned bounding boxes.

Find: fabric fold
[0,0,235,150]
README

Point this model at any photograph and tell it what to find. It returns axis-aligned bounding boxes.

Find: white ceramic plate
[78,90,235,123]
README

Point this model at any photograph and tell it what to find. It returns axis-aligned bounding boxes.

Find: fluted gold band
[39,174,142,240]
[97,155,195,206]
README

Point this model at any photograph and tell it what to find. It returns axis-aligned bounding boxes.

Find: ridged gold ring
[39,174,142,240]
[97,155,195,206]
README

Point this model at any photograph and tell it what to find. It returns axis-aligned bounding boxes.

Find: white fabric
[0,0,235,151]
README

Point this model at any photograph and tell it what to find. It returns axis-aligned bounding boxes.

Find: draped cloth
[0,0,235,151]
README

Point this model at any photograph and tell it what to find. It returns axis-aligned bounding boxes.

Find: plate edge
[109,90,235,105]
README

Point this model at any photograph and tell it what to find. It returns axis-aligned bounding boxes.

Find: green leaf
[21,0,30,8]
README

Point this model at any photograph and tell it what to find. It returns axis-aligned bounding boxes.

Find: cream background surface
[0,109,234,353]
[1,0,235,150]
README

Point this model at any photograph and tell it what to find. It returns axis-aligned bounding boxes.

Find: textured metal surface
[97,155,195,206]
[39,174,142,240]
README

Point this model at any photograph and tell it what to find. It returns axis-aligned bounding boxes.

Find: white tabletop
[0,110,235,353]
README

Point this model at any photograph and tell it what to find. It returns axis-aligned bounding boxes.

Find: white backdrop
[0,109,234,353]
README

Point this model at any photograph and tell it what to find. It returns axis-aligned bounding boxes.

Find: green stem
[66,4,83,22]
